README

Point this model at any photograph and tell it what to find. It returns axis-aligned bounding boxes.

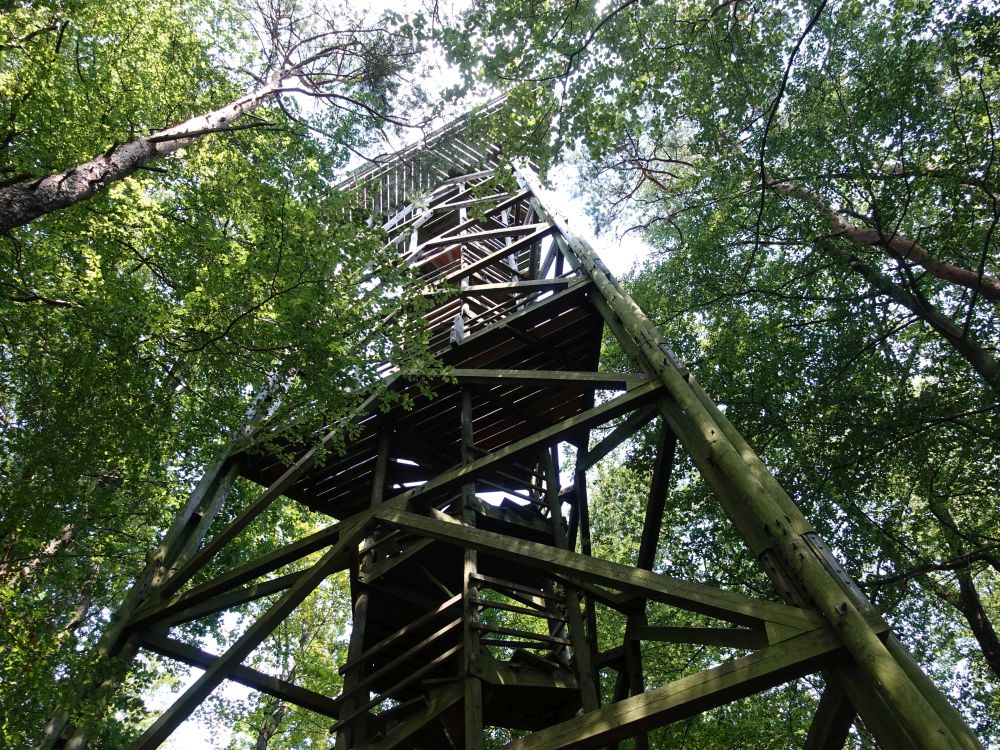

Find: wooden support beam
[623,610,649,750]
[334,618,463,710]
[443,279,591,354]
[336,555,373,750]
[421,222,550,250]
[353,682,464,750]
[502,626,844,750]
[552,575,638,613]
[474,623,571,646]
[140,571,303,630]
[421,278,575,299]
[515,165,980,750]
[541,448,600,712]
[506,322,585,369]
[479,638,565,651]
[828,663,916,748]
[578,405,659,473]
[375,509,823,630]
[39,455,243,750]
[637,422,677,572]
[471,573,565,610]
[433,189,526,213]
[473,596,566,622]
[131,524,339,627]
[444,228,556,285]
[129,514,368,750]
[393,380,666,508]
[804,680,855,750]
[595,646,625,670]
[446,369,650,390]
[359,537,435,584]
[631,625,768,650]
[472,653,577,690]
[329,643,463,734]
[160,379,402,600]
[570,446,601,712]
[459,385,485,750]
[339,594,462,675]
[142,634,341,719]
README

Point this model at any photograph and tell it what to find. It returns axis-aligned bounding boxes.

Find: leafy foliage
[0,0,436,745]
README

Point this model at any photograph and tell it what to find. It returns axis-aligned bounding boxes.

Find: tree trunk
[1,522,77,590]
[255,698,287,750]
[0,82,281,234]
[955,569,1000,680]
[821,240,1000,395]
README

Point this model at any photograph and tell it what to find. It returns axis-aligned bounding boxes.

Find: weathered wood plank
[502,627,843,750]
[375,509,823,629]
[142,634,341,719]
[446,369,650,389]
[129,514,368,750]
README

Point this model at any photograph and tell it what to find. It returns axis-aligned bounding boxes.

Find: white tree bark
[0,81,282,234]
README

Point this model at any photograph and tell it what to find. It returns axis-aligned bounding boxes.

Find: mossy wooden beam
[502,626,844,750]
[142,633,342,719]
[375,509,823,630]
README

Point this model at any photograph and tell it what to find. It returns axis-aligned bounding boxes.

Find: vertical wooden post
[460,387,484,750]
[335,585,370,749]
[542,449,600,712]
[335,426,391,748]
[573,444,601,702]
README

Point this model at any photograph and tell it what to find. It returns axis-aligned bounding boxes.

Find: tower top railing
[337,97,506,220]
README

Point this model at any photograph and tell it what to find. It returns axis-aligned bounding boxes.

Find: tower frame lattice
[75,111,984,750]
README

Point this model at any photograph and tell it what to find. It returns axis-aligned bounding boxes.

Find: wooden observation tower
[98,108,983,750]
